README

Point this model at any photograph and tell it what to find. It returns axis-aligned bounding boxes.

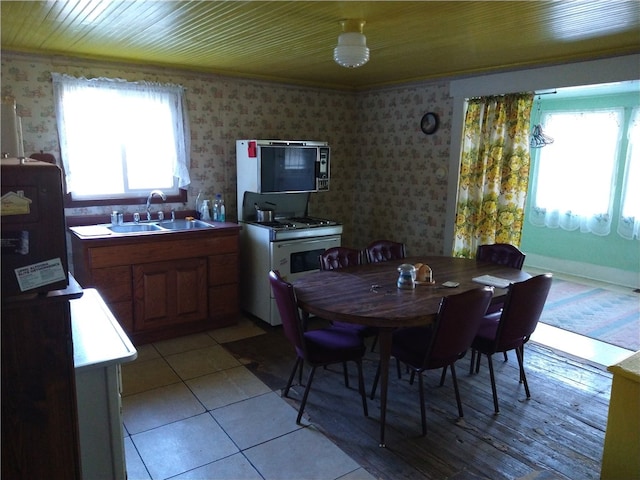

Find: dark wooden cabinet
[1,280,83,480]
[133,258,208,330]
[70,224,241,344]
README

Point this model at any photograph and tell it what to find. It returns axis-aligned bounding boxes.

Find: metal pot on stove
[254,202,276,222]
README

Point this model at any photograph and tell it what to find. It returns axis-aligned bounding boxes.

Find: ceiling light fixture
[333,19,369,68]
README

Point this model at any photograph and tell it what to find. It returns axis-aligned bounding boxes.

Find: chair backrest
[495,273,553,351]
[425,287,493,368]
[319,247,362,271]
[269,270,305,355]
[365,240,407,264]
[476,243,526,270]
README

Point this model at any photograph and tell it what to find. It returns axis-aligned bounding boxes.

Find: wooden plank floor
[224,319,612,480]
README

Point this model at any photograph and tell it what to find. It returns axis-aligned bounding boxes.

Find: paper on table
[472,274,512,289]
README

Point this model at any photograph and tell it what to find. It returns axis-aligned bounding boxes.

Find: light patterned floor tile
[123,382,205,434]
[152,332,219,357]
[171,452,263,480]
[186,365,272,410]
[131,413,238,480]
[165,344,241,380]
[121,357,181,396]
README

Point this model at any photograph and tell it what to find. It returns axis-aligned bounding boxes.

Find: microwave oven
[236,140,330,194]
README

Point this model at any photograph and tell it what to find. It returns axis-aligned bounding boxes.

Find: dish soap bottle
[200,199,211,221]
[214,193,225,222]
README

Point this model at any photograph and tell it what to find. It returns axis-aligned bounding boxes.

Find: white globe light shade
[333,32,370,68]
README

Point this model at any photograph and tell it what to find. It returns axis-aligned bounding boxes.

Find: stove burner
[288,216,333,226]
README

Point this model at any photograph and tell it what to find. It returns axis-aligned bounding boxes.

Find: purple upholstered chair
[364,240,407,264]
[319,246,362,270]
[469,273,553,414]
[269,270,368,424]
[371,287,493,435]
[476,243,526,270]
[319,247,379,351]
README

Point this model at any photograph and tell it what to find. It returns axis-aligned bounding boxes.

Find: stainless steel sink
[107,223,163,233]
[157,219,214,230]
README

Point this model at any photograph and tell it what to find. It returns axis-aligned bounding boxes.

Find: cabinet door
[133,258,207,332]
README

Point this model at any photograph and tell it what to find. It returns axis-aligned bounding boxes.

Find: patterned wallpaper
[1,52,452,257]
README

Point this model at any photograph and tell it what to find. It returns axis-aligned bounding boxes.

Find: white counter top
[71,288,137,371]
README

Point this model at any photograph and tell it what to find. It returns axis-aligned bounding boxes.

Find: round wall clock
[420,112,439,135]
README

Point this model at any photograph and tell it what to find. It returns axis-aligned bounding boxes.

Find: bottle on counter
[195,190,202,219]
[200,199,211,220]
[214,193,225,222]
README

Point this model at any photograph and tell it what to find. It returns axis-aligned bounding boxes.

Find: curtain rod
[534,89,557,96]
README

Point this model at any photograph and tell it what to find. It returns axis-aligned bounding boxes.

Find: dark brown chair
[319,246,361,270]
[364,240,407,264]
[469,273,553,414]
[476,243,527,361]
[319,247,379,352]
[370,287,493,435]
[476,243,526,270]
[269,270,368,424]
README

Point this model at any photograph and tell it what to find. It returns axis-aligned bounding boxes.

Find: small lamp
[333,19,370,68]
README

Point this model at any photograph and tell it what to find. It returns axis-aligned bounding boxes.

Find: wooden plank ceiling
[1,1,639,90]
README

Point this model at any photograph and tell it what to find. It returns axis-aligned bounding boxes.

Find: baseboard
[523,253,639,290]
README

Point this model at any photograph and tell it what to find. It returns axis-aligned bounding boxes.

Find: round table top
[293,255,531,329]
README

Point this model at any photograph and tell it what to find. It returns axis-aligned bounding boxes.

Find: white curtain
[528,109,623,236]
[51,73,191,196]
[618,107,640,240]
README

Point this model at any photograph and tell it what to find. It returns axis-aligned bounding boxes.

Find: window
[52,74,190,205]
[528,88,640,240]
[619,107,640,239]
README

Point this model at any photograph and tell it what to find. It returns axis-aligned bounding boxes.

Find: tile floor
[121,285,635,480]
[121,316,376,480]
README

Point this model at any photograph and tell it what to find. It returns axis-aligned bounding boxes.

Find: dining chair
[476,243,527,362]
[370,287,493,435]
[268,270,368,424]
[469,273,553,414]
[364,239,407,264]
[476,243,526,270]
[319,247,379,352]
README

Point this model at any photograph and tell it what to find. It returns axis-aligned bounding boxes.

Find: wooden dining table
[293,255,531,446]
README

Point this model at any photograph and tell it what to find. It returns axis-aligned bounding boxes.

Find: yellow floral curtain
[452,93,534,258]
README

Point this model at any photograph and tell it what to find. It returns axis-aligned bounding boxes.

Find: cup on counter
[111,211,124,225]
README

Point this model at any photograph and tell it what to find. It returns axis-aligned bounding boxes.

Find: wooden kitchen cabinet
[133,258,207,331]
[1,278,84,480]
[70,223,241,344]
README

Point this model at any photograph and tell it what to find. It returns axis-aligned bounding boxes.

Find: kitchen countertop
[71,288,137,371]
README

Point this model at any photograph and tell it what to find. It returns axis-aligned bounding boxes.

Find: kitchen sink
[157,219,214,230]
[107,223,163,233]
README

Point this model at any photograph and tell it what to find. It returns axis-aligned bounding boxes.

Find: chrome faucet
[146,189,166,221]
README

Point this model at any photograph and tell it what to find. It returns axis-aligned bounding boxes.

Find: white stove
[247,216,342,241]
[237,193,343,326]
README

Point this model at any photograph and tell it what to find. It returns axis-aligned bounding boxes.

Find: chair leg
[503,352,508,362]
[439,365,447,386]
[370,333,379,352]
[297,366,317,424]
[475,350,481,374]
[396,357,402,379]
[418,372,427,436]
[370,363,380,400]
[355,360,368,417]
[450,363,464,418]
[409,370,416,385]
[298,359,304,385]
[284,357,301,398]
[343,362,350,388]
[469,350,476,375]
[487,354,500,414]
[515,346,530,398]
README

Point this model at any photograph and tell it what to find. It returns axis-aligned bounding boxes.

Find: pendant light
[333,19,369,68]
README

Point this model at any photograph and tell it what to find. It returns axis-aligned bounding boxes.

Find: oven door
[269,234,341,325]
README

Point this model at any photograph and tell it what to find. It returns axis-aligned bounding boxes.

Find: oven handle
[276,238,339,248]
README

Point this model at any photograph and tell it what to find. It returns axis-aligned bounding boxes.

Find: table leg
[377,327,393,447]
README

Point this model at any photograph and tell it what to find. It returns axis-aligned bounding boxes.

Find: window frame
[52,73,190,208]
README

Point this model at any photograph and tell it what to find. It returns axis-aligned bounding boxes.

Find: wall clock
[420,112,439,135]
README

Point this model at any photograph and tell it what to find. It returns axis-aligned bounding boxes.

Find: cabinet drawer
[92,266,132,303]
[208,254,239,285]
